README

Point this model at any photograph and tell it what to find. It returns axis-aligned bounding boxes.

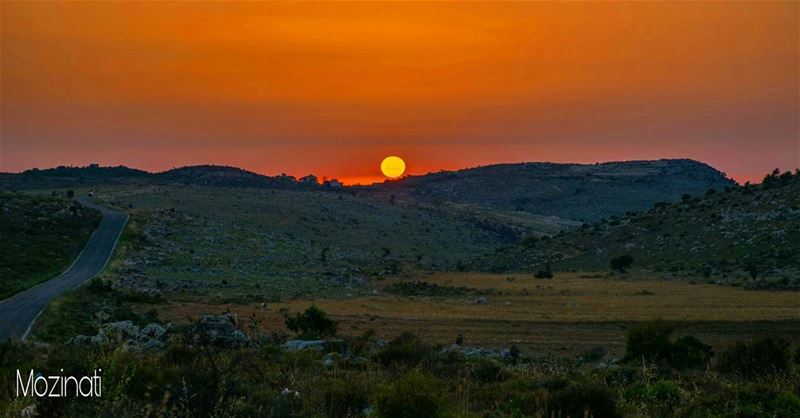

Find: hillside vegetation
[0,192,101,299]
[367,159,734,222]
[481,170,800,288]
[87,185,569,300]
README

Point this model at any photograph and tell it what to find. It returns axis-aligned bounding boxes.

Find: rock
[141,323,167,341]
[322,353,336,367]
[101,321,141,342]
[442,344,505,359]
[283,340,327,351]
[69,335,104,345]
[190,314,250,347]
[139,339,164,351]
[20,404,38,417]
[280,388,300,398]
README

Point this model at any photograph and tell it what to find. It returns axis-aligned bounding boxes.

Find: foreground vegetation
[0,192,101,299]
[4,306,800,417]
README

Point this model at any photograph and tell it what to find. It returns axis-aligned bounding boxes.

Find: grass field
[130,272,800,357]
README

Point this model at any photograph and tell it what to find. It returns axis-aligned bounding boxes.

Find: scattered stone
[280,388,300,398]
[474,296,489,305]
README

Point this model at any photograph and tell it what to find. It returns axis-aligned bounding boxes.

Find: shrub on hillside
[669,336,714,370]
[534,264,553,279]
[376,370,445,418]
[320,377,370,418]
[624,321,673,363]
[549,381,621,418]
[284,305,337,339]
[716,336,792,377]
[375,332,432,368]
[610,255,633,272]
[469,358,510,384]
[624,322,713,369]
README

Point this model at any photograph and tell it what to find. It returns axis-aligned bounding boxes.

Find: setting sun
[380,156,406,178]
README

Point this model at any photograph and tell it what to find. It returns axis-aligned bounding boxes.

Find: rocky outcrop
[69,321,168,351]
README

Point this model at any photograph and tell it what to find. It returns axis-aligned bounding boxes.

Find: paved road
[0,197,128,341]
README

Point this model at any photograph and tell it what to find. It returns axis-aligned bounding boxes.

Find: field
[125,272,800,357]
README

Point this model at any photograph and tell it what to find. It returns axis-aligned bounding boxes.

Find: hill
[478,169,800,288]
[0,164,301,191]
[367,159,735,222]
[0,192,102,299]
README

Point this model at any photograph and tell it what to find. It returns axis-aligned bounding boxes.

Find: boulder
[141,323,167,340]
[190,314,250,347]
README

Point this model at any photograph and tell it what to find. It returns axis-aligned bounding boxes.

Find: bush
[610,255,633,272]
[550,382,621,418]
[376,371,445,418]
[624,380,684,416]
[375,332,431,368]
[771,392,800,417]
[320,377,370,418]
[534,265,553,279]
[669,335,713,369]
[624,321,673,363]
[716,336,791,377]
[469,358,509,384]
[284,305,337,339]
[624,322,712,369]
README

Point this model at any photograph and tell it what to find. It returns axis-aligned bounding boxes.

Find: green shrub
[669,335,713,369]
[284,305,338,339]
[320,377,370,418]
[610,255,633,272]
[469,358,509,384]
[534,268,553,279]
[471,378,548,416]
[624,322,713,369]
[624,321,673,363]
[376,371,445,418]
[771,392,800,417]
[550,381,621,418]
[375,332,431,368]
[716,336,791,377]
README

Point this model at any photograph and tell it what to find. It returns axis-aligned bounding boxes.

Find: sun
[380,156,406,178]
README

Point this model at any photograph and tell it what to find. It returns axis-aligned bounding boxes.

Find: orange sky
[1,1,798,184]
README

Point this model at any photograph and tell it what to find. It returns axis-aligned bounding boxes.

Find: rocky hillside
[479,169,800,288]
[367,159,735,222]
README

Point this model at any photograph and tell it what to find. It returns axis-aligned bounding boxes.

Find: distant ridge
[365,159,735,221]
[1,159,735,222]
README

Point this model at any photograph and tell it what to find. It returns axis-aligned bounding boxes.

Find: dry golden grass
[146,273,800,355]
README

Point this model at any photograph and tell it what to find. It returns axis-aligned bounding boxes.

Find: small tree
[716,336,791,377]
[534,264,553,279]
[610,255,633,272]
[284,305,337,339]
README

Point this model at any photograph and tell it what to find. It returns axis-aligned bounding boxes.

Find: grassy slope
[480,173,800,287]
[82,185,569,300]
[0,192,102,299]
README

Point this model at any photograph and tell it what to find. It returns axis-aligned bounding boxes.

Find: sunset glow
[1,1,798,183]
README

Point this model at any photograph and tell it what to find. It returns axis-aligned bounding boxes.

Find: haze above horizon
[1,1,798,184]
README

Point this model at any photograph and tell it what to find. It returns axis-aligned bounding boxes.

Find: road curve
[0,197,128,341]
